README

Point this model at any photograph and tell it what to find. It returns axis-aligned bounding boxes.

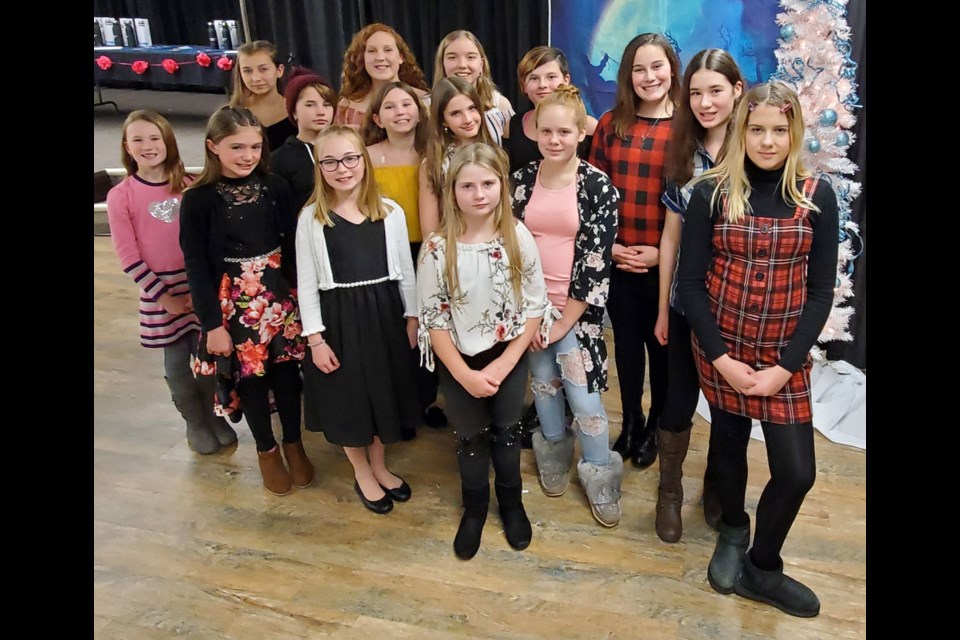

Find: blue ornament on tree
[835,131,850,147]
[780,24,796,41]
[807,138,821,153]
[819,109,838,126]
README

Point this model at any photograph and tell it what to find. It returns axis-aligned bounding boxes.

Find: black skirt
[301,213,420,446]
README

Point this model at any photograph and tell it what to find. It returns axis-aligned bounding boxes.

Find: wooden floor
[94,237,866,639]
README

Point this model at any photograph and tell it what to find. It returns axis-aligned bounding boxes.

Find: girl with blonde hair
[417,142,549,559]
[677,82,839,618]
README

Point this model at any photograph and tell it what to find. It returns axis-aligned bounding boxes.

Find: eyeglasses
[318,154,363,172]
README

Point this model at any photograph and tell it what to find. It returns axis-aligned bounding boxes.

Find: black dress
[302,212,420,446]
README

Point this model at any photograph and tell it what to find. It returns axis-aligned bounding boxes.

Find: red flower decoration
[216,56,234,71]
[161,59,179,74]
[131,60,150,75]
[196,52,212,68]
[96,55,113,71]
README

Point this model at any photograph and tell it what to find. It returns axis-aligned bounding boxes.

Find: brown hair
[610,33,681,139]
[230,40,284,107]
[187,106,270,191]
[305,125,388,227]
[665,48,745,186]
[424,77,496,196]
[340,24,428,102]
[120,110,187,194]
[516,46,570,96]
[361,81,429,157]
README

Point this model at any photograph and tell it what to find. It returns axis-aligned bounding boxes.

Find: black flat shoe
[379,476,412,502]
[354,481,393,514]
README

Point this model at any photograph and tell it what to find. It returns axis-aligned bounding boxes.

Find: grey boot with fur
[531,427,576,496]
[577,451,623,527]
[165,375,220,455]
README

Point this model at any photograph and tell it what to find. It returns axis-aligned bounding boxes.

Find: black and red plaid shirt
[587,112,673,247]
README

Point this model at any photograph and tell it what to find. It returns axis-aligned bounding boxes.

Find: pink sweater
[106,174,191,301]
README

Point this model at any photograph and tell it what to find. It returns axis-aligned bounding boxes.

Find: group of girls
[106,23,837,619]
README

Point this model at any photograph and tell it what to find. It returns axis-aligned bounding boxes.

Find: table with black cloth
[93,45,237,95]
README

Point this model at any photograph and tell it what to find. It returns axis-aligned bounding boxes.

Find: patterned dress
[180,174,306,417]
[693,177,822,424]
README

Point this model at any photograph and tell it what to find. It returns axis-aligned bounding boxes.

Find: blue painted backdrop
[551,0,781,117]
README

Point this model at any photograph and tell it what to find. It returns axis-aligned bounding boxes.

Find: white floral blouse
[416,221,550,370]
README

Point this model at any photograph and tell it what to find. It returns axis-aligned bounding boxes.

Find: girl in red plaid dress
[677,82,838,618]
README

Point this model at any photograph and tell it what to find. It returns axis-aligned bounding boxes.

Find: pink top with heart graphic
[106,173,195,279]
[106,173,202,347]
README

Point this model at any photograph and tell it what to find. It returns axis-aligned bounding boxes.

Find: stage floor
[94,236,866,640]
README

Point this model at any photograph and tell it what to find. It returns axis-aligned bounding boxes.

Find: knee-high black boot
[454,426,492,560]
[491,422,532,550]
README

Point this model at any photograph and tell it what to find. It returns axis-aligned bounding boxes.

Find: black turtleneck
[676,160,839,373]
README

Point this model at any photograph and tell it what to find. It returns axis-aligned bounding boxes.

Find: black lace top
[180,172,297,330]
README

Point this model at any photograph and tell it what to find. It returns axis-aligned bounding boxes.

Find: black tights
[237,362,303,452]
[711,407,816,570]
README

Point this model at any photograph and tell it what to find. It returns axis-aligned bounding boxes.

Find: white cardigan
[296,197,417,337]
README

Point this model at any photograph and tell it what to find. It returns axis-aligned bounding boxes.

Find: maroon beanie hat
[283,66,333,123]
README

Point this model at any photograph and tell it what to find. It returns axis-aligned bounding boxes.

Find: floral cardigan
[511,159,620,393]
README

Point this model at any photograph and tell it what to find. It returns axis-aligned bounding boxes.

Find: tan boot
[655,428,691,543]
[282,440,315,489]
[258,446,292,496]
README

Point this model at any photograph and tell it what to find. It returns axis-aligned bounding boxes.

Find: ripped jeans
[529,329,611,465]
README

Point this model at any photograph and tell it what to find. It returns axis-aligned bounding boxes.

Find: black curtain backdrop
[246,0,549,112]
[92,0,864,367]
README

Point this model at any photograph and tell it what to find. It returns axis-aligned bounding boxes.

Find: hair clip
[747,101,757,112]
[779,102,793,113]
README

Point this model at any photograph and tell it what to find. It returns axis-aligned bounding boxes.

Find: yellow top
[373,164,422,243]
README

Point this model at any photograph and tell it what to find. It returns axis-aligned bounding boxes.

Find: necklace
[639,117,662,151]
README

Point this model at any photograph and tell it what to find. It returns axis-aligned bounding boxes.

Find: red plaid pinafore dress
[692,177,820,425]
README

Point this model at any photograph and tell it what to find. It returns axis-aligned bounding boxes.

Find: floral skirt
[194,249,306,416]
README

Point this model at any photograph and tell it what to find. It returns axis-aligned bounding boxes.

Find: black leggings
[237,362,303,452]
[437,342,528,491]
[659,309,701,433]
[711,407,816,569]
[607,267,667,422]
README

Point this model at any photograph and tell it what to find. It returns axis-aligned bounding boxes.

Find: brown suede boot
[258,446,292,496]
[282,440,315,489]
[655,428,691,543]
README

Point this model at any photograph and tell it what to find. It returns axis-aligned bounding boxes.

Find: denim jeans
[528,329,610,465]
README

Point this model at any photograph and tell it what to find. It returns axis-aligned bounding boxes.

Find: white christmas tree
[772,0,862,349]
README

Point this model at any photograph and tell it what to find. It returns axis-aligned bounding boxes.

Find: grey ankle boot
[531,427,575,496]
[708,519,751,594]
[577,451,623,527]
[735,551,821,618]
[165,375,220,454]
